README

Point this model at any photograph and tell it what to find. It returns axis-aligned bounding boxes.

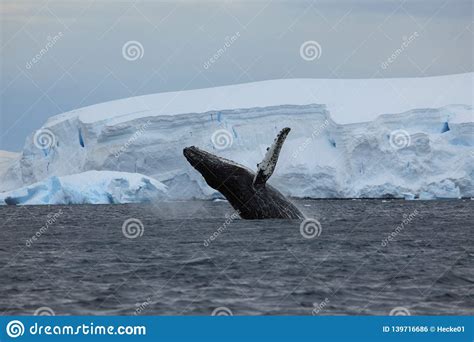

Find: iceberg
[0,73,472,202]
[0,171,167,205]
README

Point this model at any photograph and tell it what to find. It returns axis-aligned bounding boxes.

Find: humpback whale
[183,127,304,219]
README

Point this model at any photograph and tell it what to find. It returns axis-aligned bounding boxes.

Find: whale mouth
[183,146,222,170]
[183,146,206,166]
[183,145,238,180]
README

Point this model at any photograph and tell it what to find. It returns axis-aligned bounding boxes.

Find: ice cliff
[0,73,472,204]
[0,171,167,205]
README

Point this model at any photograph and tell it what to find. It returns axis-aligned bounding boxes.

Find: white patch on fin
[253,127,291,187]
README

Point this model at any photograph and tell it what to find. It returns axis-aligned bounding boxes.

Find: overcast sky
[1,0,472,151]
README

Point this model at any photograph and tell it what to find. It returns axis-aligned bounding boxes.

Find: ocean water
[0,199,472,316]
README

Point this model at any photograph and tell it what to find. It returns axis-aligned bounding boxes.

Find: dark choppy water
[0,200,472,316]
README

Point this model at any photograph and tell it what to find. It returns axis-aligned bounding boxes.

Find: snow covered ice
[0,73,472,204]
[0,171,167,205]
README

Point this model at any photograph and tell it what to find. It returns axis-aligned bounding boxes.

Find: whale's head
[183,146,252,190]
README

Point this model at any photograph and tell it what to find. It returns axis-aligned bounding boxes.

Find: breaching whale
[183,127,304,219]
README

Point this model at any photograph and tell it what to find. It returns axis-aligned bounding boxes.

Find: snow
[0,73,472,202]
[0,150,19,171]
[0,150,20,192]
[0,171,167,205]
[44,73,473,127]
[0,150,19,160]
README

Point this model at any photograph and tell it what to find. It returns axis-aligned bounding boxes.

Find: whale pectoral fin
[253,127,291,187]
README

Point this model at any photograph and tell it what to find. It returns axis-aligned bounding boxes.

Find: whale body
[183,128,304,219]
